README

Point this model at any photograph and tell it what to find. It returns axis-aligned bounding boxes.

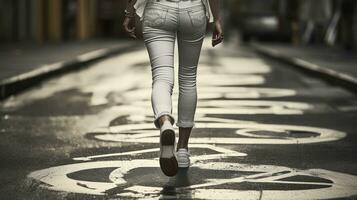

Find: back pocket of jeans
[188,9,206,28]
[143,7,168,28]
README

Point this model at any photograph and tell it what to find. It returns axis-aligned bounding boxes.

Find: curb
[0,43,142,100]
[251,43,357,94]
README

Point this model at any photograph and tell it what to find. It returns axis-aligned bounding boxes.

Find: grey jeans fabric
[142,0,207,129]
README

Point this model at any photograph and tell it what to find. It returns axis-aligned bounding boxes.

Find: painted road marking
[121,87,297,101]
[127,100,313,115]
[86,122,346,145]
[73,144,246,161]
[25,46,354,200]
[28,145,357,199]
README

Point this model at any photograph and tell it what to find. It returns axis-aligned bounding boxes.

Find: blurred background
[0,0,356,50]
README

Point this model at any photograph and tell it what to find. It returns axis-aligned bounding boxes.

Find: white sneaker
[176,148,190,168]
[159,120,178,176]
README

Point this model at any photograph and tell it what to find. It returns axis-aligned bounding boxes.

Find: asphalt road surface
[1,39,357,200]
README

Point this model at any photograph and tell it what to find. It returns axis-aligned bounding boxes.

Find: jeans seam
[143,0,205,131]
[147,1,203,11]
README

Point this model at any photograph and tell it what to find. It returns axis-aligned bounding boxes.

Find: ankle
[159,115,172,127]
[176,144,188,151]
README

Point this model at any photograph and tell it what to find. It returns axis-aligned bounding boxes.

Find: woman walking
[123,0,223,176]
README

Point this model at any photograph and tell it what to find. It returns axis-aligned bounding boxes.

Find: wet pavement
[1,38,357,199]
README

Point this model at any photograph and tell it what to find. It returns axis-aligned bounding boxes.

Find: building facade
[0,0,127,43]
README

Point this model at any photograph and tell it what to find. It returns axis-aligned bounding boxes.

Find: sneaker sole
[160,129,178,176]
[178,162,190,168]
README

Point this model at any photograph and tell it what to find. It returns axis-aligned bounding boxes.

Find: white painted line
[94,123,346,145]
[76,49,108,62]
[73,144,246,161]
[28,145,357,199]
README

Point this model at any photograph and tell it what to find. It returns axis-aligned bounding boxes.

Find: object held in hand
[212,34,224,47]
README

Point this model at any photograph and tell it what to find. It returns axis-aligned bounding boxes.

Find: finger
[128,31,137,39]
[125,27,136,37]
[219,34,224,41]
[217,31,223,39]
[124,25,132,33]
[128,26,136,33]
[212,37,219,47]
[213,32,219,40]
[212,34,221,41]
[130,32,137,39]
[124,26,134,38]
[123,19,134,31]
[212,37,223,47]
[212,38,220,43]
[217,31,224,41]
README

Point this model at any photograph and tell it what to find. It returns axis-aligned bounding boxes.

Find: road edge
[251,43,357,94]
[0,43,142,100]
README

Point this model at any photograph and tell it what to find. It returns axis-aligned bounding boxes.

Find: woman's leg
[177,127,193,150]
[176,4,207,149]
[142,4,180,176]
[142,7,177,129]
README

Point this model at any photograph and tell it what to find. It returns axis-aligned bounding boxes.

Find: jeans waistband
[146,0,203,10]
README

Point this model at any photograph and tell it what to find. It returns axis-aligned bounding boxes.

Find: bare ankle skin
[158,115,193,151]
[177,127,192,151]
[158,115,172,127]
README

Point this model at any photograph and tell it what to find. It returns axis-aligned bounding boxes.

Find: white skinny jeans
[142,0,207,129]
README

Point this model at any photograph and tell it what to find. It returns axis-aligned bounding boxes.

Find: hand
[123,16,137,39]
[212,20,224,47]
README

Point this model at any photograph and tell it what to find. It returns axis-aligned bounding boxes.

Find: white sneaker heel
[159,120,178,176]
[176,148,190,168]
